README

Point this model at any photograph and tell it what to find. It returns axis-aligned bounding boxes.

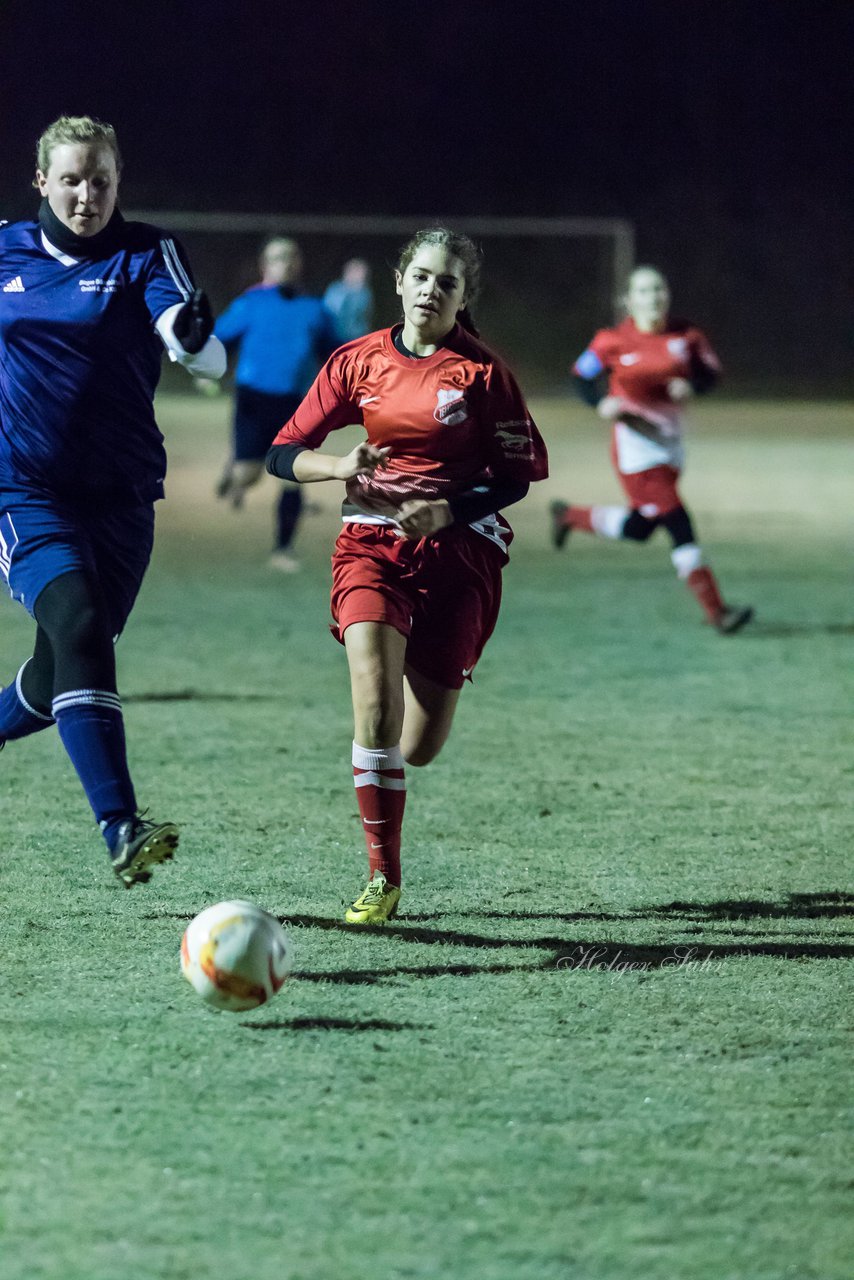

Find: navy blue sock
[276,485,302,550]
[52,691,137,849]
[0,663,55,741]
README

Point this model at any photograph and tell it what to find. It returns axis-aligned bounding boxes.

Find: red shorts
[330,522,506,690]
[613,462,682,517]
[609,439,682,516]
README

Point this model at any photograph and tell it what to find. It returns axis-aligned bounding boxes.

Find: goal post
[128,211,635,391]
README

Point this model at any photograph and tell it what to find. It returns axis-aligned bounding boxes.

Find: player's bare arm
[292,441,391,483]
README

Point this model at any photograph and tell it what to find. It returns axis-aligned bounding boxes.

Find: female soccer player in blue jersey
[214,237,339,572]
[0,115,226,886]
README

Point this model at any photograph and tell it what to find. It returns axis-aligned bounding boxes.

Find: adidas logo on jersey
[2,276,25,293]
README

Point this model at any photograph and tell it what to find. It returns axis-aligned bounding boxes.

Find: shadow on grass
[410,891,854,925]
[292,957,560,984]
[280,915,854,984]
[140,894,854,987]
[143,893,854,929]
[750,622,854,638]
[124,689,275,702]
[239,1016,430,1032]
[641,892,854,921]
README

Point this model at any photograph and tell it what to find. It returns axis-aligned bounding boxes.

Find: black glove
[173,288,214,354]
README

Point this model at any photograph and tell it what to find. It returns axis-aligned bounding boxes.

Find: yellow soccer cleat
[344,870,402,925]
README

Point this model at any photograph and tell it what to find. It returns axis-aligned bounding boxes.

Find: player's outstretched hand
[174,289,214,354]
[334,442,391,481]
[395,499,452,540]
[667,377,693,402]
[596,395,624,420]
[193,376,221,397]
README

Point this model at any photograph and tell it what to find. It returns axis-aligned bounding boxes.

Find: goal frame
[125,211,635,319]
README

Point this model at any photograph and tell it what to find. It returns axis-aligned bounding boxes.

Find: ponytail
[456,305,480,338]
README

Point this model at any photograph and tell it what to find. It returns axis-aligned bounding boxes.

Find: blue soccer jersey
[0,217,196,502]
[215,285,340,397]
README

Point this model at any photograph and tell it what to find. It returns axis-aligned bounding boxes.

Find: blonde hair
[36,115,122,175]
[260,236,300,258]
[627,264,667,289]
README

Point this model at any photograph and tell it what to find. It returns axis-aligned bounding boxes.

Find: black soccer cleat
[109,817,179,888]
[716,605,755,635]
[550,500,572,550]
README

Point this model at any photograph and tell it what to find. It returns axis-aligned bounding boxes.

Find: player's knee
[353,690,404,747]
[621,509,656,542]
[62,600,111,660]
[670,542,704,579]
[661,504,696,547]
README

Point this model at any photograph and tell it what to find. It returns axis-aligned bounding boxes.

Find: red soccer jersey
[574,316,721,474]
[271,324,548,517]
[582,316,720,418]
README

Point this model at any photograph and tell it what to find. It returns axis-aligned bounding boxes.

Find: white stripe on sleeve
[159,237,192,299]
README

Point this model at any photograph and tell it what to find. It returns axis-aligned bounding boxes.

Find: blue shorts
[234,388,302,461]
[0,486,155,636]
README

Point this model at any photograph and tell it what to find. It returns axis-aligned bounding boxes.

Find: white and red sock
[562,504,595,534]
[352,742,406,886]
[559,504,628,538]
[671,544,725,624]
[686,567,725,624]
[590,505,629,538]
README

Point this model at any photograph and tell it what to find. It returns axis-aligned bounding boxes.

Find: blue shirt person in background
[214,238,339,572]
[0,115,226,886]
[323,257,374,343]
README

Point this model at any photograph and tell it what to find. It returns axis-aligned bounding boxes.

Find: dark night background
[1,0,852,392]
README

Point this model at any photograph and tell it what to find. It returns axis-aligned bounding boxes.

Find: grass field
[1,394,852,1280]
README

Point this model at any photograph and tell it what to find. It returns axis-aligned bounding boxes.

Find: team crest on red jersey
[666,337,689,358]
[434,388,469,426]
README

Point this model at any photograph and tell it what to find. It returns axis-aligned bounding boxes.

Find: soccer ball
[181,900,291,1012]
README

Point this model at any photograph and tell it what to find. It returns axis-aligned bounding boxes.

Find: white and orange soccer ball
[180,900,291,1012]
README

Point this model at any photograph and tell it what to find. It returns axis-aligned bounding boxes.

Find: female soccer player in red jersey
[267,227,548,923]
[550,265,753,634]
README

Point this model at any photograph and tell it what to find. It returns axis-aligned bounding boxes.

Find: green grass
[1,396,851,1280]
